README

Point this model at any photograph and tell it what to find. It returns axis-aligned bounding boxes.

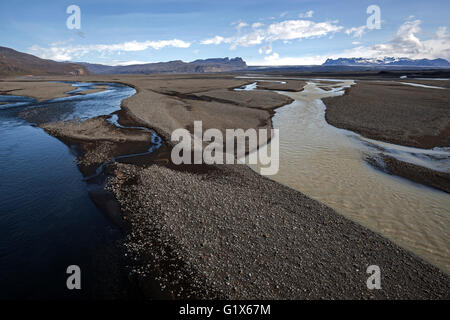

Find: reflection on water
[245,79,450,273]
[0,83,137,298]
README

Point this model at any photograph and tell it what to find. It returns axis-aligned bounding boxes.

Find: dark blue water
[0,83,138,299]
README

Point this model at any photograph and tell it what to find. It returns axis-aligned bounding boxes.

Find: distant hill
[0,46,88,76]
[78,57,247,74]
[323,57,450,67]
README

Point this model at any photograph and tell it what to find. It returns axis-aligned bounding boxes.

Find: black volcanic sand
[399,80,450,89]
[104,76,449,299]
[368,155,450,194]
[106,161,449,299]
[39,116,155,176]
[323,81,450,149]
[7,74,450,299]
[256,79,306,92]
[323,80,450,193]
[192,89,293,110]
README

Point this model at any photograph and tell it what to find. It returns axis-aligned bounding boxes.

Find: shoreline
[0,80,74,101]
[0,80,110,102]
[367,154,450,194]
[106,161,449,299]
[322,80,449,193]
[2,75,449,299]
[323,81,450,149]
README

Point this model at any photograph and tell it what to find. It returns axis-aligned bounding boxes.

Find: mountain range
[77,57,247,74]
[323,57,450,67]
[0,45,247,76]
[1,45,449,77]
[0,46,88,76]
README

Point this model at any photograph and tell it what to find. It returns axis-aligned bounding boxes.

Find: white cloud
[28,39,191,61]
[341,21,450,60]
[265,52,279,60]
[200,36,227,45]
[265,19,342,41]
[345,25,367,38]
[249,20,450,66]
[298,10,314,18]
[230,32,265,49]
[436,26,447,38]
[258,43,272,54]
[366,20,450,60]
[201,18,343,50]
[109,60,152,66]
[249,52,325,65]
[234,22,249,32]
[252,22,264,29]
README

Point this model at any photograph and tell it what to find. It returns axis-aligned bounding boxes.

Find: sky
[1,0,449,66]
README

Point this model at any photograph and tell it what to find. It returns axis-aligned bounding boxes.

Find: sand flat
[0,80,74,101]
[40,117,151,143]
[13,73,449,299]
[256,79,306,91]
[323,80,450,149]
[193,89,293,109]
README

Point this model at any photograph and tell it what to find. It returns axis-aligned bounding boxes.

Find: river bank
[322,80,449,194]
[1,75,449,299]
[0,80,110,101]
[323,80,450,149]
[367,155,450,193]
[0,82,142,299]
[106,160,449,299]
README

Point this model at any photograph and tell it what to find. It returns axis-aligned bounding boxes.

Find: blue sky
[1,0,449,65]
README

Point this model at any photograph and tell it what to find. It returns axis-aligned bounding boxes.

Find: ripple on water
[243,78,450,273]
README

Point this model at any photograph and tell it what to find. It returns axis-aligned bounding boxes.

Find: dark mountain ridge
[78,57,247,74]
[0,46,88,76]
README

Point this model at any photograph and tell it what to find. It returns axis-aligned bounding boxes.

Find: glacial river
[241,78,450,274]
[1,78,448,300]
[0,82,139,298]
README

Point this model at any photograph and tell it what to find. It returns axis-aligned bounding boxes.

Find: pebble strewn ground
[106,162,449,299]
[10,75,448,299]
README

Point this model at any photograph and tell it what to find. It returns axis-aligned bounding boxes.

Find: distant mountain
[323,57,450,67]
[0,46,88,76]
[78,57,247,74]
